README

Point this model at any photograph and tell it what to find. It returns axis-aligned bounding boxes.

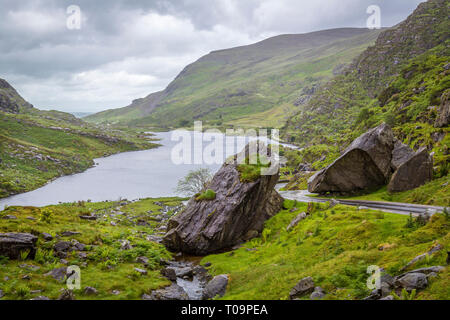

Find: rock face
[163,143,283,255]
[435,89,449,128]
[0,233,38,259]
[388,147,433,192]
[308,123,433,194]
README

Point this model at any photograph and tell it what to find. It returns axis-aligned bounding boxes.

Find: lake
[0,131,292,208]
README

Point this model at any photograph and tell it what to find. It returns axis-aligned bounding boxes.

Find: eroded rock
[0,233,38,259]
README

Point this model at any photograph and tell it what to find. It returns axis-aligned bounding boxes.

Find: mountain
[281,0,449,195]
[86,28,383,129]
[0,78,157,198]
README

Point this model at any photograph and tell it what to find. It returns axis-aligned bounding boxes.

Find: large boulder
[163,142,283,255]
[388,147,433,192]
[0,233,38,259]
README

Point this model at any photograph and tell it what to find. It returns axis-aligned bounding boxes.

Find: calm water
[0,131,289,208]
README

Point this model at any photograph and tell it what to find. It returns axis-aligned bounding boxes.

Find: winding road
[277,187,445,216]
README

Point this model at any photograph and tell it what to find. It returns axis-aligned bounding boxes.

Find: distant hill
[86,28,382,129]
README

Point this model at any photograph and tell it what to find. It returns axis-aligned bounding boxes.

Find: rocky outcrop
[435,89,449,128]
[0,233,38,259]
[308,123,433,194]
[289,276,315,299]
[163,143,283,255]
[388,147,433,192]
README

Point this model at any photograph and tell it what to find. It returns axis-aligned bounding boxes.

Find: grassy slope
[86,28,382,129]
[280,0,449,198]
[0,197,185,300]
[202,200,449,300]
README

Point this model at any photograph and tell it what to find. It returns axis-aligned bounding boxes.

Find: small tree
[175,168,213,196]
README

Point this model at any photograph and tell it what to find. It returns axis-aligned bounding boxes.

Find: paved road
[277,186,445,216]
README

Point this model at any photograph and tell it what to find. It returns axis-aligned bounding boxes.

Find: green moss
[195,189,216,201]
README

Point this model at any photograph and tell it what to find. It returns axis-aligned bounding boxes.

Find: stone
[203,274,229,300]
[112,290,120,295]
[41,233,53,241]
[44,267,68,282]
[148,283,188,300]
[120,240,132,250]
[134,267,148,276]
[163,142,283,255]
[310,287,325,300]
[391,140,415,171]
[395,273,428,291]
[79,215,97,221]
[136,256,149,266]
[308,149,386,193]
[435,89,449,128]
[84,287,98,295]
[0,233,38,259]
[31,296,50,300]
[400,244,443,271]
[289,276,315,299]
[388,147,433,192]
[286,212,307,231]
[0,289,3,299]
[60,231,81,237]
[58,289,75,300]
[380,295,394,300]
[19,264,40,272]
[54,241,72,253]
[3,215,17,219]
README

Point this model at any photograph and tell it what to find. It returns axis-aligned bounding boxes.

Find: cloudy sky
[0,0,424,113]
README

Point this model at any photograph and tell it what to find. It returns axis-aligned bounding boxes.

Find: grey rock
[41,233,53,241]
[79,215,97,221]
[44,267,68,281]
[31,296,50,300]
[54,241,72,253]
[112,290,120,295]
[380,295,394,300]
[136,256,149,266]
[60,231,81,237]
[149,283,188,300]
[203,274,229,300]
[0,289,3,299]
[388,147,433,192]
[162,267,177,281]
[391,140,415,171]
[84,286,98,295]
[310,287,325,300]
[289,276,315,299]
[0,232,38,259]
[3,215,17,219]
[286,212,307,231]
[163,142,283,255]
[120,240,132,250]
[134,267,148,276]
[400,244,443,271]
[58,289,75,300]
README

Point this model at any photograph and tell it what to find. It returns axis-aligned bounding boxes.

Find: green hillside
[86,28,382,129]
[0,78,158,199]
[281,0,449,181]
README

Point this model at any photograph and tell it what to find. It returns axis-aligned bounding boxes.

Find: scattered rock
[203,274,229,300]
[310,287,326,300]
[134,267,148,276]
[79,215,97,221]
[60,231,81,237]
[58,289,75,300]
[22,275,31,280]
[395,273,428,291]
[162,267,177,281]
[54,241,72,253]
[31,296,50,300]
[163,142,283,255]
[112,290,120,295]
[26,217,36,221]
[19,264,40,272]
[0,289,3,299]
[286,212,307,231]
[289,276,315,299]
[0,232,38,259]
[380,295,394,300]
[44,267,68,282]
[120,240,132,250]
[41,233,53,241]
[84,287,98,295]
[400,244,442,271]
[148,283,188,300]
[136,256,149,266]
[388,147,433,192]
